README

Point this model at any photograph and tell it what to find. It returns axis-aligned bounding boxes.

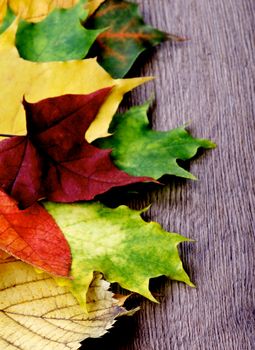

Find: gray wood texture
[85,0,255,349]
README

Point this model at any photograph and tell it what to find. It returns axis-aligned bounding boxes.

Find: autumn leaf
[0,91,152,208]
[0,6,14,34]
[0,0,78,24]
[16,0,103,62]
[0,22,151,141]
[0,250,9,260]
[0,190,71,276]
[0,258,127,349]
[85,0,184,78]
[86,0,105,15]
[0,0,7,24]
[95,102,216,179]
[0,0,104,28]
[44,201,194,308]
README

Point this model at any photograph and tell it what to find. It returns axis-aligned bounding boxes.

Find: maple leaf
[95,102,216,179]
[0,6,14,34]
[86,0,105,15]
[44,201,194,308]
[0,190,71,276]
[0,258,127,349]
[0,250,9,260]
[0,22,151,142]
[0,0,78,24]
[0,91,152,208]
[85,0,185,78]
[16,0,103,62]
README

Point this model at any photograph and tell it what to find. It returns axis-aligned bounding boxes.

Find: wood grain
[83,0,255,349]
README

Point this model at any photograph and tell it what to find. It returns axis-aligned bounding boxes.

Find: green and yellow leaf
[44,201,194,308]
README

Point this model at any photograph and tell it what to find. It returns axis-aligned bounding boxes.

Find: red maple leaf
[0,88,151,208]
[0,190,71,276]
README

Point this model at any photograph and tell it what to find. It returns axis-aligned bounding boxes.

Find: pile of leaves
[0,0,215,349]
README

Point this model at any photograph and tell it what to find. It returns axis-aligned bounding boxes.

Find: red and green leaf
[86,0,184,77]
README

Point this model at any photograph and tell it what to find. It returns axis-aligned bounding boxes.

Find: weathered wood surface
[84,0,255,349]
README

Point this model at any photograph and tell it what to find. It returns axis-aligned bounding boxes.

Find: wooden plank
[83,0,255,349]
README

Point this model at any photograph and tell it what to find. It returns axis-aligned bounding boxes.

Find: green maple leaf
[44,201,194,308]
[85,0,184,77]
[15,0,103,62]
[95,102,216,179]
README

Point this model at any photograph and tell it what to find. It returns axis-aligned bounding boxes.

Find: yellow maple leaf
[0,0,78,23]
[0,22,151,142]
[0,0,105,23]
[0,1,7,25]
[0,257,126,349]
[86,0,105,15]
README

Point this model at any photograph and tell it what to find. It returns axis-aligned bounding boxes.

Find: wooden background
[84,0,255,349]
